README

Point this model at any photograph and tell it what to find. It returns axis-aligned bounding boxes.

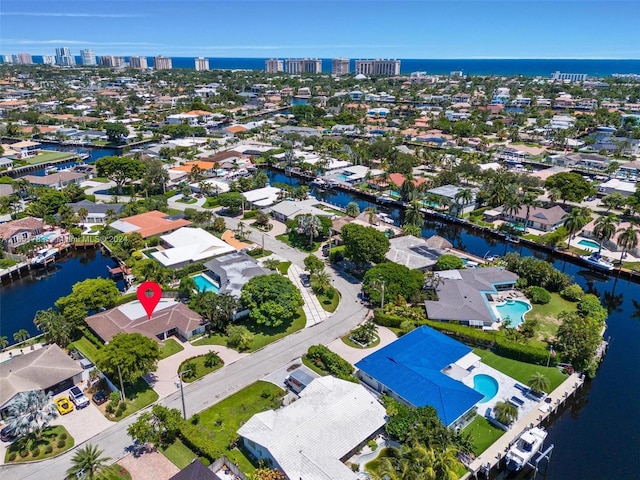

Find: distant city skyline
[0,1,638,59]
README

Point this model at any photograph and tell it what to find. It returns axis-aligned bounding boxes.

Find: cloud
[0,12,146,18]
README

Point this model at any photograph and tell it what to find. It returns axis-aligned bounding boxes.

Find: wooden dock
[462,372,586,479]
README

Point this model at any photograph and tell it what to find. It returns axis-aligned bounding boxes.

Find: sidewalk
[286,263,329,327]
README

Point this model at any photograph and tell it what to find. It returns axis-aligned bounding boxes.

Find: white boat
[31,248,58,265]
[326,179,340,188]
[310,177,327,189]
[580,252,614,271]
[376,194,395,204]
[505,234,520,244]
[377,212,395,224]
[505,427,548,471]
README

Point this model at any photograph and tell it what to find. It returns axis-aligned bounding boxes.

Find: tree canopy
[434,254,464,271]
[544,172,596,203]
[241,274,303,327]
[55,277,121,325]
[104,122,129,143]
[341,223,390,264]
[96,332,160,385]
[95,156,145,194]
[362,263,424,305]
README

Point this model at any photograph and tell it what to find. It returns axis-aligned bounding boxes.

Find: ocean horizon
[20,56,640,77]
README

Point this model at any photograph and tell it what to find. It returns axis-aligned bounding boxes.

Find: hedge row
[178,424,220,462]
[373,311,556,366]
[307,345,356,381]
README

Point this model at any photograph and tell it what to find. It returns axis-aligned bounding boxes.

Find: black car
[1,425,16,442]
[92,390,108,405]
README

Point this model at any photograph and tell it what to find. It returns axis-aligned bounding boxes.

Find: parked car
[68,386,90,409]
[1,425,17,442]
[55,397,74,415]
[92,390,108,405]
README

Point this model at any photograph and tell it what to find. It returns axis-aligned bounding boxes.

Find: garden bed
[4,425,74,463]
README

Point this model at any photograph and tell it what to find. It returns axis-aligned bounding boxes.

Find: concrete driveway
[261,358,319,390]
[327,325,398,365]
[118,450,179,480]
[50,399,114,446]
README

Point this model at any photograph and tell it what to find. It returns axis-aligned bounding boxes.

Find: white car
[68,386,90,409]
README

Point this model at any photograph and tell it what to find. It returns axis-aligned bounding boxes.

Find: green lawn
[25,151,75,164]
[179,354,224,383]
[69,336,102,364]
[0,258,18,269]
[159,338,185,360]
[181,381,285,474]
[275,233,321,252]
[277,260,291,275]
[341,333,381,349]
[528,293,578,342]
[473,349,567,391]
[316,287,339,312]
[5,426,74,463]
[246,249,272,259]
[301,355,328,376]
[118,378,159,419]
[160,438,197,469]
[104,465,132,480]
[462,415,506,455]
[91,177,111,183]
[193,308,306,352]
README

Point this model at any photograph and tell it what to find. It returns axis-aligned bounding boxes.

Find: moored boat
[580,252,614,271]
[31,247,58,266]
[505,427,548,471]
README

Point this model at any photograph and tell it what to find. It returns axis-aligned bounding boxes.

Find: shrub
[44,445,53,454]
[306,345,355,380]
[199,456,211,467]
[106,403,114,414]
[60,432,68,441]
[110,391,122,404]
[57,440,66,449]
[31,447,40,457]
[526,286,551,304]
[190,413,200,425]
[116,402,127,416]
[561,284,585,302]
[434,254,464,271]
[8,452,17,461]
[19,449,29,458]
[367,440,378,451]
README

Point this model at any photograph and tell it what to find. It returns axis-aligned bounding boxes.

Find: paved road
[1,221,367,480]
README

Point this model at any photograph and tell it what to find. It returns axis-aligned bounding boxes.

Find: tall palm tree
[364,207,377,224]
[528,372,550,394]
[521,192,540,233]
[13,329,30,344]
[77,207,89,225]
[454,188,473,218]
[593,214,619,254]
[616,224,640,262]
[563,207,592,248]
[0,336,8,351]
[6,391,58,439]
[493,399,518,425]
[405,201,424,227]
[295,214,322,246]
[502,195,523,222]
[66,444,115,480]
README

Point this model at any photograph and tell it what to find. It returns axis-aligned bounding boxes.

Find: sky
[1,0,639,59]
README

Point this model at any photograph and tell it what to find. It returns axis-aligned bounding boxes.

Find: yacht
[505,234,520,244]
[580,252,615,271]
[31,247,58,266]
[505,427,548,471]
[310,177,327,189]
[377,212,395,225]
[376,194,395,204]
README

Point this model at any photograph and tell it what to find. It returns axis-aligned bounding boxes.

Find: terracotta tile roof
[117,210,191,238]
[226,125,248,134]
[0,217,44,240]
[172,160,218,172]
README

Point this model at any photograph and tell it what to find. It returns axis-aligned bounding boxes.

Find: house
[495,147,527,162]
[499,205,567,232]
[150,227,235,268]
[355,326,483,428]
[385,234,451,270]
[0,157,14,169]
[425,184,479,216]
[169,459,222,480]
[0,344,83,414]
[0,217,45,252]
[238,376,386,480]
[203,252,271,299]
[110,211,191,238]
[597,178,636,197]
[567,153,610,171]
[582,219,640,256]
[166,113,199,125]
[425,267,518,328]
[66,200,124,224]
[23,171,86,189]
[277,126,321,137]
[171,160,219,177]
[85,300,206,343]
[549,114,575,129]
[241,186,283,208]
[618,159,640,178]
[388,173,429,189]
[8,140,40,158]
[269,198,335,223]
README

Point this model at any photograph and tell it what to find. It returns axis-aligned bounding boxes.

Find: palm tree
[616,224,640,262]
[364,207,377,224]
[593,214,619,253]
[13,329,30,344]
[310,270,331,294]
[77,207,89,225]
[5,391,58,439]
[493,399,518,425]
[263,258,281,271]
[528,372,550,394]
[502,195,523,221]
[66,444,115,480]
[548,188,563,204]
[454,188,473,218]
[521,192,540,233]
[0,336,8,352]
[105,208,117,222]
[405,201,424,227]
[296,214,322,246]
[563,207,592,248]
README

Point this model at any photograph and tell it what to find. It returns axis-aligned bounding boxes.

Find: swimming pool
[35,232,57,242]
[578,239,601,250]
[473,374,499,403]
[192,273,220,293]
[336,174,350,181]
[495,299,531,327]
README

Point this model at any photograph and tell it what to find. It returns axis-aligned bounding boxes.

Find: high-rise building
[285,58,322,74]
[129,56,148,69]
[55,47,75,66]
[265,58,284,73]
[13,53,33,65]
[331,58,350,75]
[41,55,55,65]
[551,71,587,82]
[80,49,96,66]
[355,59,400,76]
[97,55,125,68]
[195,57,209,71]
[154,56,172,70]
[2,55,14,64]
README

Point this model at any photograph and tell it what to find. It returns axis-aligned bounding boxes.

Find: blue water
[495,299,532,327]
[25,144,117,177]
[24,57,640,77]
[473,374,499,403]
[33,232,57,242]
[192,273,220,293]
[336,174,349,181]
[578,239,601,250]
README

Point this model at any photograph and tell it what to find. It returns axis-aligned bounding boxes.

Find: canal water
[266,169,640,479]
[27,143,118,176]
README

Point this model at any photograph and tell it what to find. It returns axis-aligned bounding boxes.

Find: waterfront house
[269,198,335,223]
[597,178,636,197]
[85,300,206,343]
[241,186,283,208]
[385,234,451,270]
[424,267,518,328]
[9,140,40,158]
[499,204,567,232]
[109,210,191,239]
[23,171,86,189]
[150,227,235,268]
[425,184,479,216]
[0,157,14,170]
[582,219,640,256]
[0,216,44,252]
[0,344,83,415]
[66,200,124,225]
[355,326,483,428]
[237,376,386,480]
[203,252,271,299]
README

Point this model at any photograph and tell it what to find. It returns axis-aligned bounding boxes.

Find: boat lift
[526,443,554,479]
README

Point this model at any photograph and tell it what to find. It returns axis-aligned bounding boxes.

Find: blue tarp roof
[355,326,483,426]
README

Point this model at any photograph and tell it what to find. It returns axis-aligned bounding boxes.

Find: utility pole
[176,370,191,420]
[117,365,126,401]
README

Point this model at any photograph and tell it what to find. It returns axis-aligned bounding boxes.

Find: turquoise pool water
[336,174,350,181]
[36,232,57,242]
[192,274,220,293]
[473,374,499,403]
[578,239,601,250]
[496,299,531,327]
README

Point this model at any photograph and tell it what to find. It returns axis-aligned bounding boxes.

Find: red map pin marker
[137,281,162,319]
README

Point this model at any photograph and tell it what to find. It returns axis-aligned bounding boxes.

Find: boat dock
[463,372,586,479]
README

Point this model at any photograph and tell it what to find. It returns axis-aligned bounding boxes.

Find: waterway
[265,169,639,480]
[0,162,636,477]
